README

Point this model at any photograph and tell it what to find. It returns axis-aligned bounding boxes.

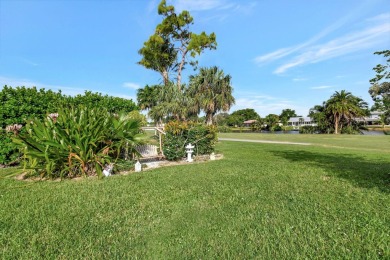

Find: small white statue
[135,160,142,172]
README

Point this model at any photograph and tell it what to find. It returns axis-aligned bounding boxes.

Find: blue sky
[1,0,389,117]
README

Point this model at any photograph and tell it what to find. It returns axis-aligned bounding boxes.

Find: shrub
[0,130,20,165]
[12,106,143,178]
[270,125,283,132]
[217,125,231,133]
[0,86,138,165]
[163,121,217,161]
[299,125,318,134]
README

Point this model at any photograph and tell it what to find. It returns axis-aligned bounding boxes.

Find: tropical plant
[265,114,280,131]
[13,106,143,178]
[188,66,235,125]
[0,86,139,165]
[325,90,367,134]
[136,85,162,111]
[308,103,332,133]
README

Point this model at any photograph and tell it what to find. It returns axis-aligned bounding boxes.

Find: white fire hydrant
[185,143,195,162]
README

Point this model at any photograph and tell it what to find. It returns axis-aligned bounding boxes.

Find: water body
[360,130,386,135]
[259,130,300,134]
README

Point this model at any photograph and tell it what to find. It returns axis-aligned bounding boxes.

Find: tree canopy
[188,66,235,125]
[138,0,217,88]
[309,90,368,134]
[279,109,297,126]
[369,50,390,123]
[227,109,260,126]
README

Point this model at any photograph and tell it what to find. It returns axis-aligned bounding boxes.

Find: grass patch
[1,136,389,258]
[219,132,390,152]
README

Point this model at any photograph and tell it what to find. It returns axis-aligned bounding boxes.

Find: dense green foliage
[136,85,161,111]
[279,108,297,126]
[309,90,368,134]
[0,86,63,165]
[264,114,280,131]
[0,86,138,165]
[299,125,318,134]
[1,136,389,258]
[138,67,235,125]
[369,50,390,122]
[0,131,19,165]
[162,121,217,160]
[0,86,63,129]
[12,106,143,178]
[68,91,138,114]
[226,108,260,126]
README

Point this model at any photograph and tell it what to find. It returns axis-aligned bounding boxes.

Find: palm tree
[325,90,367,134]
[137,85,161,111]
[188,66,235,125]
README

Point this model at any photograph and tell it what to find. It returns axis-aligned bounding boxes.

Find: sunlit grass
[0,136,389,258]
[219,132,390,152]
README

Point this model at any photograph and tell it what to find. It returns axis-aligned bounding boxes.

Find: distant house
[287,112,385,129]
[243,120,257,127]
[287,117,317,129]
[355,111,384,125]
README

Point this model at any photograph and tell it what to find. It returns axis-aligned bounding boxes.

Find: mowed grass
[1,135,389,259]
[219,132,390,152]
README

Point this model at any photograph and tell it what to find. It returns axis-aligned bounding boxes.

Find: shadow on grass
[271,150,390,193]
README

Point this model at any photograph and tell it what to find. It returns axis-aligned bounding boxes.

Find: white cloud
[170,0,226,12]
[274,21,390,74]
[230,93,308,116]
[254,47,296,64]
[310,85,334,90]
[122,82,141,90]
[170,0,257,13]
[169,0,256,21]
[293,77,308,82]
[253,4,365,65]
[254,10,390,73]
[365,12,390,22]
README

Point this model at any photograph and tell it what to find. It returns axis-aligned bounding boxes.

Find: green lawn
[219,132,390,152]
[1,134,389,258]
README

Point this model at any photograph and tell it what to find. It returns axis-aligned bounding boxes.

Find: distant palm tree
[189,66,235,125]
[137,85,161,111]
[325,90,367,134]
